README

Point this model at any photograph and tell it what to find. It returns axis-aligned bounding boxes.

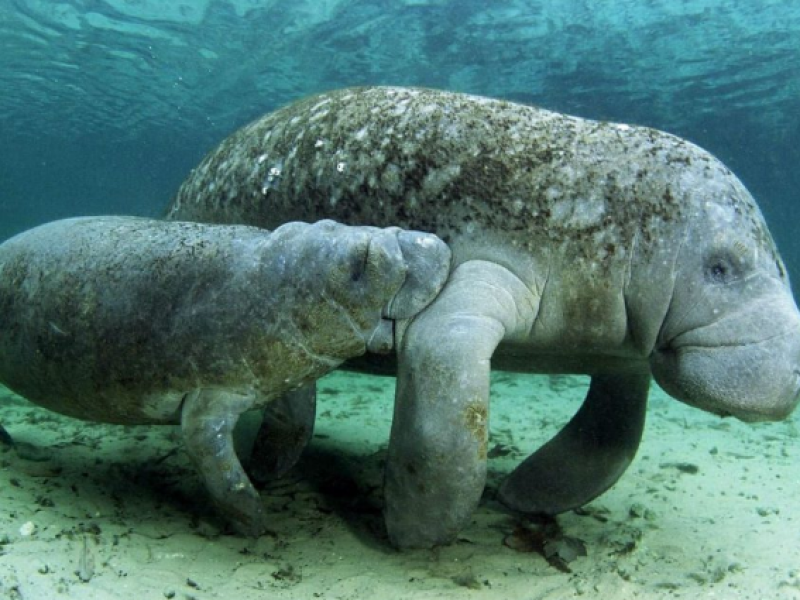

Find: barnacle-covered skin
[0,216,450,535]
[167,87,800,548]
[169,86,777,275]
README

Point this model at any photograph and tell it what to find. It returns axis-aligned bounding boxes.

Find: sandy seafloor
[0,370,798,600]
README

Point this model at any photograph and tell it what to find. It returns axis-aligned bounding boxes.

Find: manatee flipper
[384,261,538,549]
[181,388,266,536]
[498,373,650,514]
[247,383,316,484]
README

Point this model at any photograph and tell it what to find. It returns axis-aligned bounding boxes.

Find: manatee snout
[652,293,800,422]
[357,228,450,354]
[317,221,450,354]
[383,230,452,320]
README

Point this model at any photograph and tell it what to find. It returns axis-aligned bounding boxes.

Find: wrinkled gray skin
[167,87,800,548]
[0,216,451,536]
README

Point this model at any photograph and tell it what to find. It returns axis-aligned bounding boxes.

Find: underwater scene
[1,1,800,599]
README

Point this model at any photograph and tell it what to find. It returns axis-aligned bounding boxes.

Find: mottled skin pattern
[0,216,450,536]
[167,87,800,548]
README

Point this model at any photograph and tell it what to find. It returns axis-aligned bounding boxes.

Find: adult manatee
[167,87,800,548]
[0,216,450,536]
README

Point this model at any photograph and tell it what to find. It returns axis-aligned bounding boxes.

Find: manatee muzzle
[652,321,800,422]
[383,231,452,320]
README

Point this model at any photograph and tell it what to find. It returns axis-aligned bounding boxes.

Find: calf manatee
[0,216,450,536]
[167,86,800,548]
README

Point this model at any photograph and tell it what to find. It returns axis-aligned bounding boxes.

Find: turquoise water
[1,1,799,288]
[2,3,800,598]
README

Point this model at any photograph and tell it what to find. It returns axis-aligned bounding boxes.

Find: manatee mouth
[663,312,798,352]
[651,339,800,422]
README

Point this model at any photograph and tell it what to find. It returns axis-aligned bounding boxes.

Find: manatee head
[648,158,800,422]
[267,220,451,357]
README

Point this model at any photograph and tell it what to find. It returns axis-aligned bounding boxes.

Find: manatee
[0,216,451,536]
[166,86,800,548]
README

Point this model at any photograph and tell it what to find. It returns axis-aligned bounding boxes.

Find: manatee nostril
[352,236,385,284]
[351,244,370,283]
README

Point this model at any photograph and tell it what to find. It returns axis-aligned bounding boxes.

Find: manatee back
[169,87,707,265]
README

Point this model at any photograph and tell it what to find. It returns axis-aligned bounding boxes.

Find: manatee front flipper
[247,384,316,484]
[384,261,538,549]
[498,373,650,515]
[181,388,266,536]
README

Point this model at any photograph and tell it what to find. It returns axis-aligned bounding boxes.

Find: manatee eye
[704,253,738,284]
[709,261,728,282]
